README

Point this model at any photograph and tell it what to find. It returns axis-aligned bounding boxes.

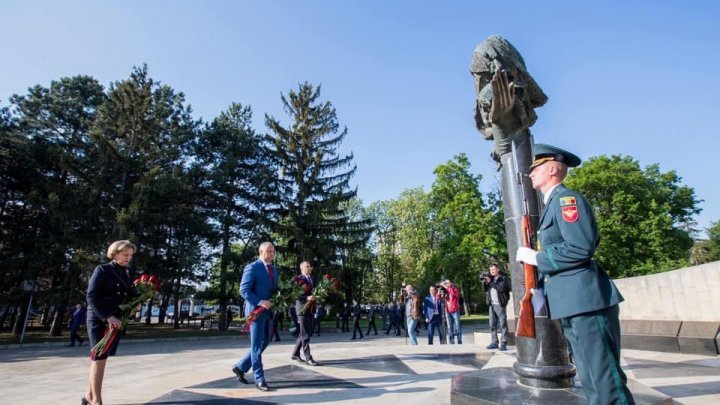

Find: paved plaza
[1,328,719,404]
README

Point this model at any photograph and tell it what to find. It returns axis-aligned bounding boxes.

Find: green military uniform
[532,144,634,405]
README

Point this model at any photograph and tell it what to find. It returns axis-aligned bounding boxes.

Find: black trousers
[292,312,313,361]
[351,316,363,338]
[366,319,377,334]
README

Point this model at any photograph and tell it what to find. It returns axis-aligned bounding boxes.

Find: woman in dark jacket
[83,240,136,405]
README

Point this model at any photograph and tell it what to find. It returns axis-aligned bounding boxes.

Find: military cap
[529,143,582,172]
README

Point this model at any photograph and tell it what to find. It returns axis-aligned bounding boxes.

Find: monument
[471,34,575,389]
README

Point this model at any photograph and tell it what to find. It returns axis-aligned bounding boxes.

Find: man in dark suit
[291,261,319,366]
[232,242,278,392]
[365,303,378,335]
[312,304,324,336]
[341,302,350,332]
[350,299,364,340]
[423,286,444,345]
[67,303,86,347]
[516,144,634,405]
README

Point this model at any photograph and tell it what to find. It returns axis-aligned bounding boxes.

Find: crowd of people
[77,191,631,404]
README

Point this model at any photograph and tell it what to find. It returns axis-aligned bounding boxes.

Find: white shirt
[543,183,562,205]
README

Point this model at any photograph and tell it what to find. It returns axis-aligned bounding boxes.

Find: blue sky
[2,1,718,235]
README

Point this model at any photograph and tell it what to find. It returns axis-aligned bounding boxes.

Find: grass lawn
[314,313,488,331]
[1,314,489,346]
[0,319,241,346]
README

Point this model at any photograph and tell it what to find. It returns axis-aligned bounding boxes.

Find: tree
[2,76,106,335]
[366,200,400,302]
[265,82,369,287]
[90,65,201,324]
[565,155,701,277]
[335,199,374,303]
[702,221,720,262]
[194,102,277,329]
[428,154,506,314]
[389,188,438,287]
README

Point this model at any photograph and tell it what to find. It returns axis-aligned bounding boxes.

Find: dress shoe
[359,335,364,339]
[350,337,356,340]
[232,366,249,384]
[306,359,319,366]
[256,382,271,391]
[81,396,89,405]
[486,343,498,350]
[291,355,304,362]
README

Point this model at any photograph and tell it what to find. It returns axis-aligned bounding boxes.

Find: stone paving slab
[0,329,718,404]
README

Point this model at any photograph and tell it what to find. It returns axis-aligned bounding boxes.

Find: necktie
[266,263,274,285]
[307,275,313,288]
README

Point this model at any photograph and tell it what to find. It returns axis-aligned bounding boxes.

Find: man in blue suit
[423,285,444,345]
[232,241,278,392]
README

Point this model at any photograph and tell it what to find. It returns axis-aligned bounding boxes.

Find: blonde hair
[106,240,137,259]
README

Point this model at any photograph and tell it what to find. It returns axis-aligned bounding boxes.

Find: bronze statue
[471,34,547,162]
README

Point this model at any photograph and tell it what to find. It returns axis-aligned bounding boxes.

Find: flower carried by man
[90,274,161,360]
[239,275,307,332]
[299,273,340,315]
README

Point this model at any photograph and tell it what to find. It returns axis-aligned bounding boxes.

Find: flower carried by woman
[90,273,161,360]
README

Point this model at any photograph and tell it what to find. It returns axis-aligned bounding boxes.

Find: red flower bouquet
[239,276,306,332]
[299,274,340,315]
[90,274,160,360]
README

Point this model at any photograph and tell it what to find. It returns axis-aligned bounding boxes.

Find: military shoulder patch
[561,205,579,222]
[559,196,577,206]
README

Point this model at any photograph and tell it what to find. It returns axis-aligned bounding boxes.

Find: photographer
[482,263,509,351]
[436,286,448,344]
[440,279,462,344]
[403,285,421,345]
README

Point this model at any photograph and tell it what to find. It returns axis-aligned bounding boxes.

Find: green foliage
[565,155,701,277]
[2,76,107,333]
[427,154,506,309]
[703,221,720,262]
[193,103,277,328]
[265,82,371,299]
[366,155,505,309]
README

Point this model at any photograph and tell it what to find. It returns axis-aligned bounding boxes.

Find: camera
[435,284,448,296]
[481,272,492,283]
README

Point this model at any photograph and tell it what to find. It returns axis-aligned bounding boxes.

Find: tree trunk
[218,212,231,331]
[12,300,28,336]
[0,305,9,330]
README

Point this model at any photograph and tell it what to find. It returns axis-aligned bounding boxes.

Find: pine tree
[90,65,200,323]
[3,76,106,335]
[194,102,277,329]
[265,82,370,285]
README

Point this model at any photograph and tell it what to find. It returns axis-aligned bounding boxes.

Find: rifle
[511,141,537,339]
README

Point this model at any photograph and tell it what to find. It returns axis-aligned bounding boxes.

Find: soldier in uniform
[516,144,634,405]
